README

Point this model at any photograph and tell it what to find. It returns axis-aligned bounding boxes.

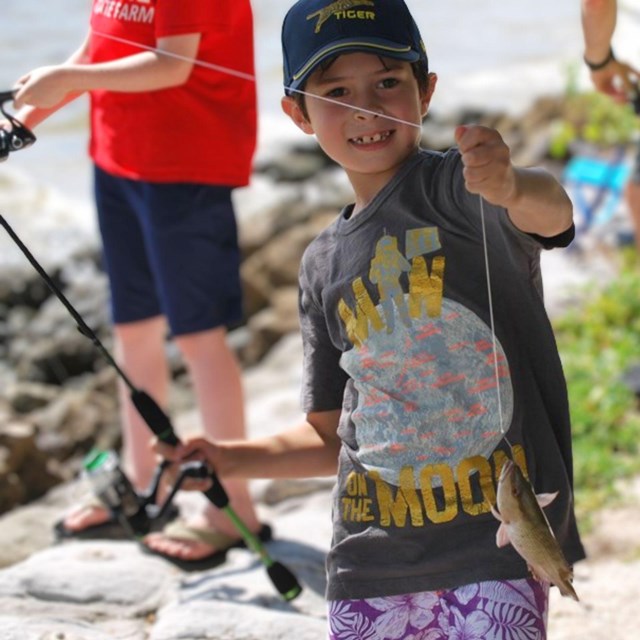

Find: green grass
[553,249,640,520]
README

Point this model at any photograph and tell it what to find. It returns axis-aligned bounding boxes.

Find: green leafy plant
[553,250,640,519]
[549,89,640,159]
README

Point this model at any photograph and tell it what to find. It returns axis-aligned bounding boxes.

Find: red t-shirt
[88,0,257,186]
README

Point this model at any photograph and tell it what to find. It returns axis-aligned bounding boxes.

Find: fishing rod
[0,92,302,602]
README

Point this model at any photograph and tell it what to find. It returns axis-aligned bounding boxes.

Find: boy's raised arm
[503,167,574,237]
[455,125,573,238]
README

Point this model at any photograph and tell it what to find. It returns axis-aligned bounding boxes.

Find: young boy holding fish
[159,0,585,635]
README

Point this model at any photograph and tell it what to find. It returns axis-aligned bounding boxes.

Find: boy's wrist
[495,168,519,211]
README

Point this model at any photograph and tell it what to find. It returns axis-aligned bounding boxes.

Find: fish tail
[558,579,580,602]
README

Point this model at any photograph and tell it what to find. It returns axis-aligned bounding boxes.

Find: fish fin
[496,523,511,548]
[490,505,502,522]
[528,565,547,583]
[536,491,558,508]
[558,580,580,602]
[557,565,580,601]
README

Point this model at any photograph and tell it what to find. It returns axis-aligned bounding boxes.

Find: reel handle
[0,89,37,160]
[0,89,17,103]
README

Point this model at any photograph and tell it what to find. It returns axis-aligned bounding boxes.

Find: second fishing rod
[0,89,301,599]
[0,210,302,601]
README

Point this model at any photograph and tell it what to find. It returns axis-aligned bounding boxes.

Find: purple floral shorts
[328,577,549,640]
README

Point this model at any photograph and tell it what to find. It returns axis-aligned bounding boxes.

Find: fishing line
[92,31,255,81]
[92,31,423,130]
[479,196,515,456]
[11,30,512,482]
[289,87,423,129]
[95,32,510,456]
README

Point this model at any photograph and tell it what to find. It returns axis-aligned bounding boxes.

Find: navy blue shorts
[94,166,243,336]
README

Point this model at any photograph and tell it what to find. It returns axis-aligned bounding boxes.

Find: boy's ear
[281,95,314,134]
[420,72,438,118]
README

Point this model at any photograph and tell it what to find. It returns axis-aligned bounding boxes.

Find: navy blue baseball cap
[282,0,429,94]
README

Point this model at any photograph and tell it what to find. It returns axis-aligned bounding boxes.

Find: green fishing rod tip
[283,585,303,601]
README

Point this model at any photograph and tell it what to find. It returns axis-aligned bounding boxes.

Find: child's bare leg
[64,316,169,531]
[145,326,261,560]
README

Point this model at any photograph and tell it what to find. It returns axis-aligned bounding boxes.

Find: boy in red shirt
[12,0,270,569]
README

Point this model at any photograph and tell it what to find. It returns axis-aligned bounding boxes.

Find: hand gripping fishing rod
[0,92,302,602]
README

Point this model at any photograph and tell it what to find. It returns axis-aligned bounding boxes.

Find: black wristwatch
[584,47,616,71]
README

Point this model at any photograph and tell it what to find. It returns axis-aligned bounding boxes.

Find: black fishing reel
[0,89,36,162]
[84,449,218,538]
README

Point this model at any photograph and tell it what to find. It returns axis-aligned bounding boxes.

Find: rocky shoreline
[1,94,640,639]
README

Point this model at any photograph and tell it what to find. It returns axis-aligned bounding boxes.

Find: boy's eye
[379,77,399,89]
[326,87,346,98]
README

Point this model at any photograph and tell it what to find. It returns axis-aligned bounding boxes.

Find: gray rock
[0,616,144,640]
[151,600,326,640]
[0,541,175,612]
[0,482,333,638]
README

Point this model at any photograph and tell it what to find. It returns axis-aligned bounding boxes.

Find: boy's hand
[455,125,517,208]
[153,436,222,492]
[14,66,70,110]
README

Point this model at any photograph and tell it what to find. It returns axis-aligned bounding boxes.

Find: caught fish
[491,459,579,601]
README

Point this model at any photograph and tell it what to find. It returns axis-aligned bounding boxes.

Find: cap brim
[286,37,420,94]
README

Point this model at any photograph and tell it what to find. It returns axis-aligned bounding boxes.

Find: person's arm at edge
[44,32,200,93]
[582,0,617,65]
[581,0,638,100]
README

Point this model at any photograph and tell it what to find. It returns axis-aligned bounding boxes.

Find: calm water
[0,0,586,213]
[0,0,584,108]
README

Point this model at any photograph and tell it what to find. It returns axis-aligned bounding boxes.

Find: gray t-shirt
[299,147,585,601]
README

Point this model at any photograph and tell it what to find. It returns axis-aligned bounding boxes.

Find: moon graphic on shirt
[340,297,513,487]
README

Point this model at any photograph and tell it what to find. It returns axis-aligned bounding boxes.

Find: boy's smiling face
[283,52,436,199]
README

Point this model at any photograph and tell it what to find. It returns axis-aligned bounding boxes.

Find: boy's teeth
[353,131,390,144]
